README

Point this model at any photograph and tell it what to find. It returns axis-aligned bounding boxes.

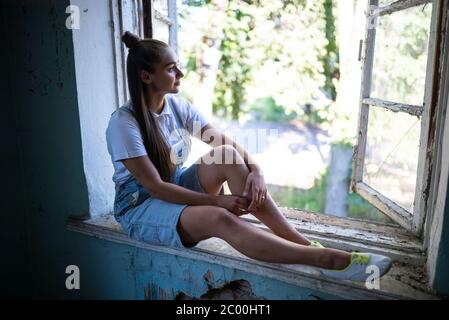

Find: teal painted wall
[0,0,129,298]
[433,176,449,296]
[0,1,29,297]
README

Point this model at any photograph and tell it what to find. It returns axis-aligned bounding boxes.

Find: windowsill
[66,209,439,300]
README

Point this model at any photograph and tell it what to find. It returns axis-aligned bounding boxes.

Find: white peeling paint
[71,0,124,217]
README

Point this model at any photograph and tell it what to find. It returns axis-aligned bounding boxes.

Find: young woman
[106,31,392,283]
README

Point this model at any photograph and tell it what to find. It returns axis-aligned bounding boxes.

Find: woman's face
[148,47,184,95]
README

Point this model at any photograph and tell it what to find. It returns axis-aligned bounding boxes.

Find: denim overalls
[113,102,191,220]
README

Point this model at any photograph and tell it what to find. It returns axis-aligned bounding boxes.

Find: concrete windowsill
[66,209,439,300]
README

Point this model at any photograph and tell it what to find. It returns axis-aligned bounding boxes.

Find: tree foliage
[213,1,255,119]
[321,0,339,101]
[181,0,336,121]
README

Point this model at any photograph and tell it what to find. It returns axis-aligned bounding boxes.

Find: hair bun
[122,31,140,50]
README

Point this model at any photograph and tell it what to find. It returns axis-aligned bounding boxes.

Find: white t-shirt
[106,94,209,185]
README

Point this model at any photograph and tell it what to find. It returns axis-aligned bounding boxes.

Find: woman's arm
[122,156,250,215]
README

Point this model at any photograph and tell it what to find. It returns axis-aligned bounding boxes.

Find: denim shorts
[114,163,223,248]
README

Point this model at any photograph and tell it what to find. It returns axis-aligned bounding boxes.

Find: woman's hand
[242,171,267,212]
[214,195,251,217]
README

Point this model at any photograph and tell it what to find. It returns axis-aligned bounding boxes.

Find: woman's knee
[212,207,239,226]
[206,207,242,238]
[212,145,244,165]
[194,206,238,229]
[178,206,240,240]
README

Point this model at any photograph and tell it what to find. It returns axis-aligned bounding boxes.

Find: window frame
[143,0,446,238]
[66,0,449,297]
[351,0,445,236]
[143,0,178,53]
[110,0,146,106]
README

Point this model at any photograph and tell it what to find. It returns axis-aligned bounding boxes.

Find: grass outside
[266,169,396,225]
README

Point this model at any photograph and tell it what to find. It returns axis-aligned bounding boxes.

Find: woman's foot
[320,252,392,282]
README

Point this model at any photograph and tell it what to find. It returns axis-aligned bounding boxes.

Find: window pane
[152,18,169,44]
[153,0,169,16]
[371,3,432,105]
[153,0,168,17]
[378,0,395,5]
[363,107,421,213]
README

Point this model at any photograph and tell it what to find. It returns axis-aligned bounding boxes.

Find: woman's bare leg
[177,205,350,269]
[197,145,311,245]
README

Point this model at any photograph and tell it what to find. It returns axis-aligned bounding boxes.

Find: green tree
[181,0,331,121]
[213,1,255,120]
[321,0,339,101]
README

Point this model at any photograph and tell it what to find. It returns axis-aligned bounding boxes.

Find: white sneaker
[320,252,392,282]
